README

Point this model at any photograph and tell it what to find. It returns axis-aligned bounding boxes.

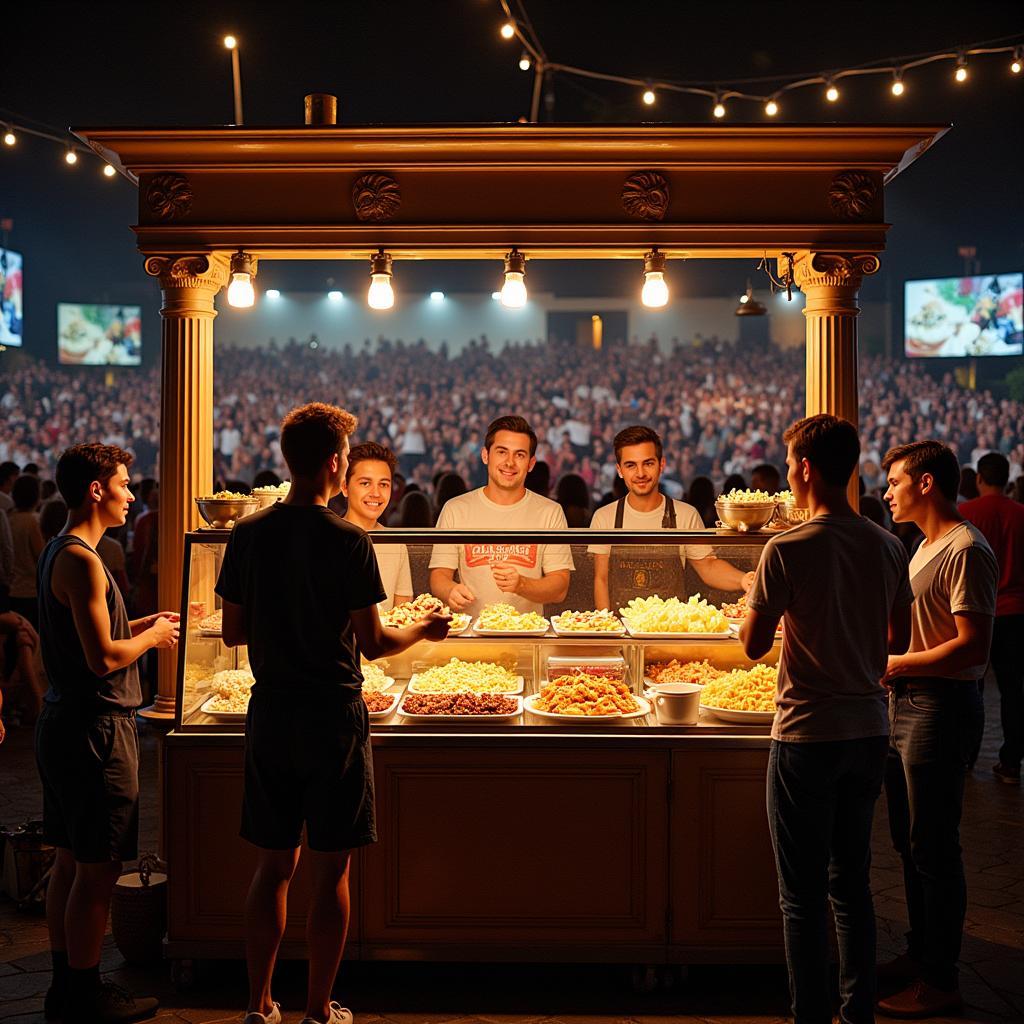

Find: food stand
[73,115,948,973]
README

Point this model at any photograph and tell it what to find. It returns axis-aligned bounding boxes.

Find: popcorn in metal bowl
[195,494,259,529]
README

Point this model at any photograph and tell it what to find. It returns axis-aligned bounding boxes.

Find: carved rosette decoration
[827,170,878,220]
[622,171,670,222]
[352,173,401,222]
[143,254,230,292]
[145,173,194,221]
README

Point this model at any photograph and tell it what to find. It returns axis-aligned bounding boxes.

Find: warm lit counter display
[165,528,784,973]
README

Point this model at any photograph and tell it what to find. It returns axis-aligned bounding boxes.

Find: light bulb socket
[643,249,667,275]
[230,250,256,277]
[370,249,393,277]
[504,248,526,276]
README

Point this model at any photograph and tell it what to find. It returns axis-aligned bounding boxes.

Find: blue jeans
[885,680,985,991]
[768,735,889,1024]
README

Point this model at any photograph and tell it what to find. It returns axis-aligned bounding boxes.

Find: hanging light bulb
[500,21,515,39]
[734,280,767,317]
[955,54,968,83]
[367,249,395,310]
[2,127,15,146]
[712,98,726,119]
[642,87,656,106]
[1012,49,1022,74]
[825,80,840,102]
[891,72,905,96]
[641,249,669,309]
[764,98,779,117]
[519,51,531,71]
[500,248,528,308]
[227,250,256,307]
[103,163,116,177]
[65,149,78,165]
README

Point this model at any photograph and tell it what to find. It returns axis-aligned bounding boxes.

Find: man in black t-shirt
[217,402,449,1024]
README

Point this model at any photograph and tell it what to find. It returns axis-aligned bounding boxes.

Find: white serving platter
[408,673,525,695]
[622,620,738,640]
[360,675,396,694]
[550,616,626,638]
[199,695,248,721]
[446,615,473,635]
[699,704,775,724]
[523,693,652,721]
[397,694,524,721]
[364,690,402,719]
[472,617,550,637]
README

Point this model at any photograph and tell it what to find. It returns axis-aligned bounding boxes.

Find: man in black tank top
[35,445,179,1024]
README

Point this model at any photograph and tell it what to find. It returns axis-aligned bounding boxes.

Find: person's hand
[419,611,451,642]
[149,615,180,649]
[142,611,180,629]
[741,571,756,594]
[445,583,476,612]
[491,561,521,594]
[881,654,906,689]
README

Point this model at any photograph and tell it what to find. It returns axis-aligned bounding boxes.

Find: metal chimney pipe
[304,94,338,126]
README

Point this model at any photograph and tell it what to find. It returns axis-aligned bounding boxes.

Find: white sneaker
[300,1002,353,1024]
[243,1003,282,1024]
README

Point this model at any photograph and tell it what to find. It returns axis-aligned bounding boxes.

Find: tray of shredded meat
[363,690,401,718]
[398,693,523,721]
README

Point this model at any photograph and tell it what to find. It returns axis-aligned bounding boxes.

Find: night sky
[2,0,1022,366]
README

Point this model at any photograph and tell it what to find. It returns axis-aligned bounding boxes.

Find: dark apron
[609,496,687,609]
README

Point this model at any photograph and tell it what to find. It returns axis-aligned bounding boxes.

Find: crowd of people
[2,336,1023,510]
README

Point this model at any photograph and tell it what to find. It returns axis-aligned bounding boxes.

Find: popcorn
[718,488,777,505]
[410,657,521,694]
[700,664,778,713]
[551,609,624,633]
[477,603,548,632]
[619,594,730,634]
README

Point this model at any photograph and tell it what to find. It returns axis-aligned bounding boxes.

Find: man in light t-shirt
[588,425,753,610]
[342,442,412,612]
[430,416,573,618]
[877,440,996,1019]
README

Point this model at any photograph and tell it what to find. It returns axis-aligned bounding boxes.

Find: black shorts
[34,705,140,863]
[242,689,376,852]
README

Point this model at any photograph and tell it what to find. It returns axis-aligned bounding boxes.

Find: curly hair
[280,402,357,478]
[56,444,134,509]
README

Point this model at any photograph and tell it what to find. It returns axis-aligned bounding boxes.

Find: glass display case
[174,525,779,734]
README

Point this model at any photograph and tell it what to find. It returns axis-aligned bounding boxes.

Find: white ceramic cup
[646,681,702,725]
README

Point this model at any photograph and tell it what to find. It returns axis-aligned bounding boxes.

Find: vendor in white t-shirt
[589,425,754,610]
[430,416,574,618]
[342,442,412,612]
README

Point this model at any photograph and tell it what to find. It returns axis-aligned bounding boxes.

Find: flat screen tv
[57,303,142,365]
[905,273,1022,357]
[0,248,23,346]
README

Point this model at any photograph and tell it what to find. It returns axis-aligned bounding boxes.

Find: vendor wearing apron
[589,425,754,610]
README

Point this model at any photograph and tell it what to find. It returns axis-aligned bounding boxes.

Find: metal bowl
[195,497,259,529]
[715,500,777,532]
[251,491,281,511]
[775,501,811,527]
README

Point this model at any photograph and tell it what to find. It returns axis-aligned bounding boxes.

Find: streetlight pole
[224,35,244,125]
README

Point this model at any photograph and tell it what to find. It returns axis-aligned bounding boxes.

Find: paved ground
[1,694,1021,1024]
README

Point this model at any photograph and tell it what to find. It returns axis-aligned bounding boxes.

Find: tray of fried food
[196,608,223,636]
[720,595,782,635]
[199,668,256,719]
[363,689,402,718]
[408,656,524,694]
[645,658,726,688]
[620,594,734,638]
[699,663,778,723]
[398,692,523,721]
[550,608,626,637]
[382,593,471,634]
[525,673,650,720]
[474,602,550,636]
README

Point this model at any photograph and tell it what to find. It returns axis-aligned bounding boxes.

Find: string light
[519,51,531,71]
[1012,49,1022,74]
[712,98,726,118]
[891,71,905,96]
[500,248,528,308]
[955,54,968,82]
[102,163,116,177]
[642,87,656,106]
[500,21,515,40]
[825,80,840,102]
[227,250,256,307]
[2,128,14,147]
[64,149,78,165]
[641,250,669,309]
[367,250,395,310]
[764,98,779,117]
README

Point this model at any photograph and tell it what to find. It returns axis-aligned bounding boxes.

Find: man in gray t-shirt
[742,415,912,1024]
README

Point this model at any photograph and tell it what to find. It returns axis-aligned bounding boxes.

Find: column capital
[788,251,881,292]
[143,252,231,294]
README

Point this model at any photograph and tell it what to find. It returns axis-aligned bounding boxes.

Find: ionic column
[141,254,229,720]
[789,251,881,504]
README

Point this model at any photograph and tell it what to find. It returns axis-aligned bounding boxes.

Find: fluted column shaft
[789,252,881,505]
[141,254,229,720]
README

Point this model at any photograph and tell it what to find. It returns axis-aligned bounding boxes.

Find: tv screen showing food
[0,248,24,347]
[57,303,142,365]
[905,273,1023,358]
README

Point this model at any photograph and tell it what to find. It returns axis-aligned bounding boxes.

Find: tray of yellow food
[473,603,550,636]
[398,692,523,721]
[199,668,256,720]
[196,609,223,636]
[645,658,726,687]
[360,662,396,693]
[620,594,735,639]
[550,609,626,637]
[524,673,651,721]
[408,657,524,695]
[699,664,777,723]
[363,690,402,718]
[382,594,471,634]
[720,596,783,635]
